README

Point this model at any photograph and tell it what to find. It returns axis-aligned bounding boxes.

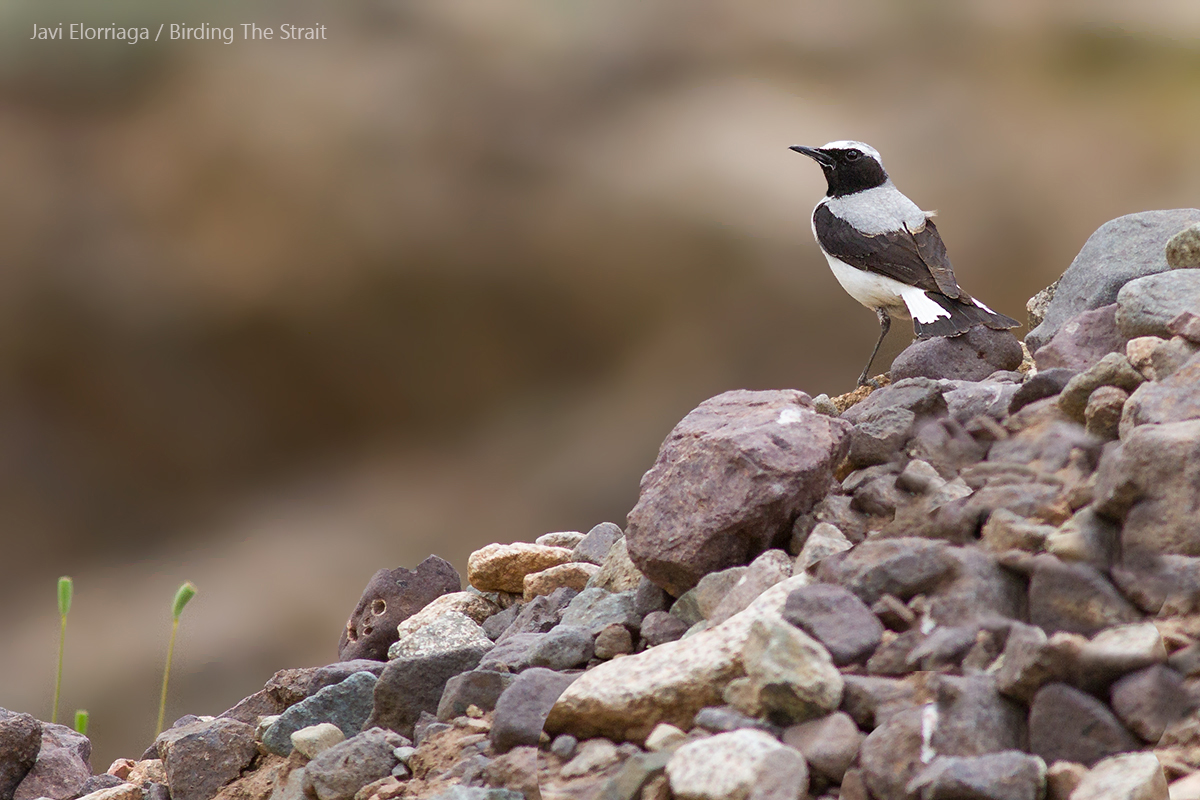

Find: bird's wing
[813,205,962,299]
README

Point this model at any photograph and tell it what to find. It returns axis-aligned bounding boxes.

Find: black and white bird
[790,140,1018,386]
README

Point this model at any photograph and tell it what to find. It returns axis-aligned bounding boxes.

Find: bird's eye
[845,149,861,161]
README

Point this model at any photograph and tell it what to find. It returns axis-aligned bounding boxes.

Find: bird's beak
[790,145,835,169]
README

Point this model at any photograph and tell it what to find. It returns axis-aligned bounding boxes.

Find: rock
[427,789,524,800]
[467,543,575,594]
[1117,269,1200,339]
[1027,279,1059,329]
[394,592,500,643]
[908,751,1046,800]
[1120,355,1200,432]
[1168,310,1200,342]
[598,750,672,800]
[571,522,624,565]
[303,728,400,800]
[586,537,645,593]
[560,738,619,778]
[1034,304,1126,372]
[1169,771,1200,800]
[388,610,493,660]
[816,538,957,606]
[640,611,689,648]
[494,587,575,643]
[708,549,793,626]
[522,625,594,670]
[1126,336,1163,379]
[338,555,462,661]
[156,718,257,800]
[437,670,516,722]
[1084,385,1128,440]
[626,389,852,597]
[545,576,811,743]
[1109,665,1193,743]
[481,602,522,641]
[1093,420,1200,557]
[290,723,346,759]
[1167,222,1200,270]
[1046,506,1120,569]
[979,508,1054,553]
[537,531,586,548]
[73,777,137,800]
[523,562,600,601]
[841,673,936,731]
[859,705,926,800]
[645,724,688,753]
[1025,209,1200,351]
[675,567,748,625]
[0,711,41,799]
[594,623,634,659]
[1070,752,1168,800]
[995,624,1066,703]
[848,407,916,468]
[843,378,949,426]
[693,705,780,736]
[1149,336,1200,380]
[666,729,808,800]
[1027,556,1141,636]
[782,583,883,666]
[1028,683,1140,767]
[12,721,91,800]
[228,660,388,725]
[741,615,843,723]
[943,380,1021,424]
[477,632,545,672]
[781,712,862,784]
[634,577,671,617]
[550,734,577,759]
[560,588,640,634]
[490,668,578,753]
[1045,761,1086,800]
[931,675,1026,757]
[1078,624,1169,690]
[792,494,871,547]
[794,522,853,573]
[366,642,492,738]
[890,325,1023,383]
[1008,369,1077,415]
[262,671,378,756]
[1057,353,1144,422]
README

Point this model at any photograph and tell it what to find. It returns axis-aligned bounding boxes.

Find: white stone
[536,531,586,548]
[795,522,852,572]
[1080,623,1168,675]
[645,723,688,753]
[546,574,826,743]
[1071,752,1167,800]
[559,738,620,778]
[290,722,345,759]
[74,785,142,800]
[394,591,499,642]
[667,729,808,800]
[388,610,492,660]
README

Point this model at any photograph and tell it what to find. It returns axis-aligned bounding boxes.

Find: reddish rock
[626,390,851,597]
[890,325,1024,383]
[337,555,461,661]
[1034,304,1126,372]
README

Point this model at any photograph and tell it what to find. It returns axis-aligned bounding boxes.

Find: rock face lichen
[9,211,1200,800]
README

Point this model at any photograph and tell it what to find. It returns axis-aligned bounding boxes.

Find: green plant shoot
[74,709,89,736]
[156,581,197,736]
[53,576,73,724]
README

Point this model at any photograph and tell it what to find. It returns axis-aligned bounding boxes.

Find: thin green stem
[52,615,66,724]
[156,617,180,736]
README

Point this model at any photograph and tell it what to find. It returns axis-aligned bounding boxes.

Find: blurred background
[1,0,1198,769]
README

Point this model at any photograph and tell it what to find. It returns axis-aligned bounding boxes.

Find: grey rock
[1008,368,1076,415]
[572,522,624,565]
[782,583,883,666]
[693,705,781,737]
[1109,664,1193,743]
[841,377,948,426]
[490,668,578,753]
[633,576,671,617]
[537,531,586,548]
[791,494,870,549]
[782,711,863,784]
[494,586,575,643]
[626,389,851,597]
[1026,279,1058,330]
[928,546,1027,628]
[890,325,1023,383]
[522,625,594,670]
[840,674,934,731]
[1167,222,1200,269]
[708,549,793,626]
[481,601,522,641]
[338,555,461,661]
[907,751,1046,800]
[1057,353,1143,422]
[816,538,957,605]
[221,659,389,727]
[1094,419,1200,558]
[69,774,126,797]
[867,629,927,676]
[1026,209,1200,351]
[676,566,746,624]
[1034,304,1125,372]
[1116,268,1200,338]
[262,671,377,756]
[859,706,926,800]
[931,675,1026,757]
[560,588,640,634]
[437,669,517,722]
[388,610,493,660]
[304,727,399,800]
[639,611,689,648]
[794,522,853,573]
[742,615,844,724]
[848,407,915,468]
[0,711,41,799]
[1028,683,1140,767]
[942,380,1020,424]
[427,789,524,800]
[598,751,671,800]
[1027,556,1141,636]
[550,733,577,759]
[157,717,257,800]
[994,624,1065,704]
[366,642,491,738]
[478,632,545,672]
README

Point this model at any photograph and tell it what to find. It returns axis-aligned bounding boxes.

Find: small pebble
[551,734,578,759]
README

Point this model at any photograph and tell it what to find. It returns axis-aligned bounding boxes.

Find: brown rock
[1070,752,1169,800]
[467,542,574,594]
[859,706,925,800]
[1085,385,1128,440]
[1027,556,1142,636]
[338,555,462,661]
[1057,353,1144,422]
[1110,665,1194,743]
[782,711,863,784]
[523,562,600,601]
[890,325,1024,383]
[1045,760,1087,800]
[586,537,645,593]
[1035,303,1126,372]
[626,390,851,597]
[157,718,258,800]
[782,583,883,666]
[1028,683,1140,767]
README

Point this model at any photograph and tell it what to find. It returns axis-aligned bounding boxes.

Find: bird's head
[790,140,888,197]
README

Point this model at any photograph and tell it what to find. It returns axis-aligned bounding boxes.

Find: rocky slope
[5,211,1200,800]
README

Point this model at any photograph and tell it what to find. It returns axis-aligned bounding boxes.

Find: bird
[790,140,1018,387]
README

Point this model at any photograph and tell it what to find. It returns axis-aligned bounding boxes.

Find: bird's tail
[913,291,1020,340]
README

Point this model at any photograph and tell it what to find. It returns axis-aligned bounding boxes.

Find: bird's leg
[857,308,891,387]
